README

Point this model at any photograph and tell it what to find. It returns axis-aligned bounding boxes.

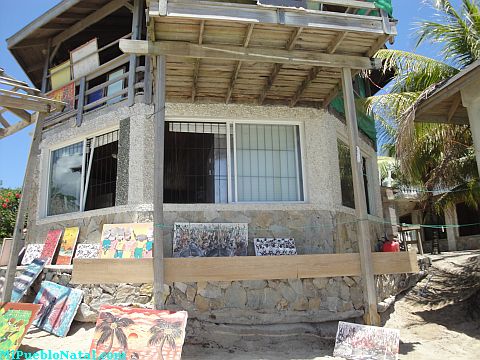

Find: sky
[0,0,464,188]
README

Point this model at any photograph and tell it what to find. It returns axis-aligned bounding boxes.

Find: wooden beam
[322,83,341,109]
[0,79,40,95]
[290,66,324,107]
[0,95,49,113]
[326,31,348,54]
[341,67,380,326]
[120,40,381,68]
[51,0,130,46]
[0,89,64,108]
[71,252,419,284]
[0,113,10,128]
[192,20,205,102]
[153,55,166,309]
[447,95,462,123]
[308,0,377,9]
[258,27,303,104]
[225,23,255,104]
[0,120,32,139]
[366,35,390,57]
[3,107,32,122]
[1,113,44,302]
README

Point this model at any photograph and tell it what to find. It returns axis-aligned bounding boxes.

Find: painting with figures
[173,223,248,257]
[90,305,188,360]
[74,244,100,259]
[333,321,400,360]
[254,238,297,256]
[21,244,44,265]
[100,223,153,259]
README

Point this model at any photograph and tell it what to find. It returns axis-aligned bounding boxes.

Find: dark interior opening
[456,202,480,237]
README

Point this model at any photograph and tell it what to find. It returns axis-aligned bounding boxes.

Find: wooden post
[153,55,166,310]
[341,68,380,326]
[144,56,153,104]
[76,76,86,126]
[41,38,51,93]
[128,0,143,106]
[1,112,45,302]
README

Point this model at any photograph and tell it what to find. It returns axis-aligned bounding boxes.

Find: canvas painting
[21,244,44,266]
[55,227,80,265]
[0,302,42,357]
[32,281,83,337]
[11,259,46,302]
[74,243,100,259]
[254,238,297,256]
[39,229,63,265]
[71,38,99,79]
[90,305,188,360]
[46,81,75,112]
[173,223,248,257]
[100,223,153,259]
[333,321,400,360]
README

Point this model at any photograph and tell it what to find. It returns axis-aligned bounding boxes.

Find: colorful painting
[39,229,63,265]
[333,321,400,360]
[46,81,75,112]
[254,238,297,256]
[0,302,42,357]
[32,281,83,337]
[11,259,46,302]
[55,227,80,265]
[21,244,44,266]
[173,223,248,257]
[100,223,153,259]
[74,243,100,259]
[90,305,188,360]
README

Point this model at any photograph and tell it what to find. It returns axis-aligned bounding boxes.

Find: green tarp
[358,0,393,17]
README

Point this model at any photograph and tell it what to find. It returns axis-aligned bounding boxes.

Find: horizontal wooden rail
[71,251,419,284]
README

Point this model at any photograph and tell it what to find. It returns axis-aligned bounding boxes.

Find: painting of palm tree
[148,319,184,360]
[96,312,134,360]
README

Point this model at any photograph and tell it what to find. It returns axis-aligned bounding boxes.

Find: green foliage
[0,188,21,239]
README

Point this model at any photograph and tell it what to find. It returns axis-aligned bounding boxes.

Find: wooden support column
[128,0,143,106]
[341,67,380,326]
[41,38,51,93]
[153,55,166,310]
[1,112,45,302]
[76,76,86,126]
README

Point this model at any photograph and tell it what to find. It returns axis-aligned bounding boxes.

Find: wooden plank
[290,66,324,107]
[128,0,144,106]
[71,252,418,284]
[326,31,348,54]
[0,114,10,128]
[2,107,32,122]
[0,119,32,139]
[447,95,462,123]
[311,0,377,9]
[341,67,379,326]
[120,40,381,70]
[0,95,49,113]
[51,0,130,46]
[192,20,205,101]
[153,55,166,309]
[0,79,40,95]
[76,77,85,126]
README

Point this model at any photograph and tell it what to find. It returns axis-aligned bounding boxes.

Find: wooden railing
[44,33,150,129]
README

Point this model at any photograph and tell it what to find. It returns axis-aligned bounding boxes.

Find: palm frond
[97,329,112,345]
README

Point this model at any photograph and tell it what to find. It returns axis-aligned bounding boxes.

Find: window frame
[43,126,119,218]
[166,117,307,204]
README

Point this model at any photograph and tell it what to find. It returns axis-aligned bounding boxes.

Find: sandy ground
[17,250,480,359]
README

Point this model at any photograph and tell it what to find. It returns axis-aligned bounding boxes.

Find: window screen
[337,140,355,209]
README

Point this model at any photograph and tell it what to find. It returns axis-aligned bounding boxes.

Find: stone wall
[4,267,412,325]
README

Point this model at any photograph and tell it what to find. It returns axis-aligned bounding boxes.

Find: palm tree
[367,0,480,211]
[96,312,134,360]
[147,319,184,360]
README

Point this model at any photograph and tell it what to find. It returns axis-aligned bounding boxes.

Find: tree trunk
[99,335,114,360]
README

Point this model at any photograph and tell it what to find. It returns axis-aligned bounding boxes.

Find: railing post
[128,0,144,106]
[76,76,86,126]
[144,56,153,104]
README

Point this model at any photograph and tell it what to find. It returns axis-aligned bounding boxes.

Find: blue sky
[0,0,463,188]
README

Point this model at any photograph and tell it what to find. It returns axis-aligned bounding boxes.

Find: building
[5,0,417,332]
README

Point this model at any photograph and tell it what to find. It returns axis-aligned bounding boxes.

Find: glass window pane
[235,124,303,202]
[337,140,355,208]
[48,142,83,216]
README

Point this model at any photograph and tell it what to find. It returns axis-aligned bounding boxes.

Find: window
[337,140,355,208]
[164,121,304,203]
[362,156,371,215]
[47,130,118,216]
[456,202,480,237]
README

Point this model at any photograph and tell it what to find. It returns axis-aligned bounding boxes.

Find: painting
[90,305,188,360]
[21,244,44,266]
[173,223,248,257]
[0,302,41,357]
[74,243,100,259]
[0,238,13,266]
[100,223,153,259]
[55,227,80,265]
[333,321,400,360]
[71,38,99,79]
[46,81,75,112]
[254,238,297,256]
[32,281,83,337]
[39,229,63,265]
[49,60,71,90]
[11,259,46,302]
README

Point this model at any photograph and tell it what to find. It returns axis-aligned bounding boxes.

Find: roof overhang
[414,60,480,125]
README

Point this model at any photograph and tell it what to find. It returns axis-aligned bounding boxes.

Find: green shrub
[0,188,21,239]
